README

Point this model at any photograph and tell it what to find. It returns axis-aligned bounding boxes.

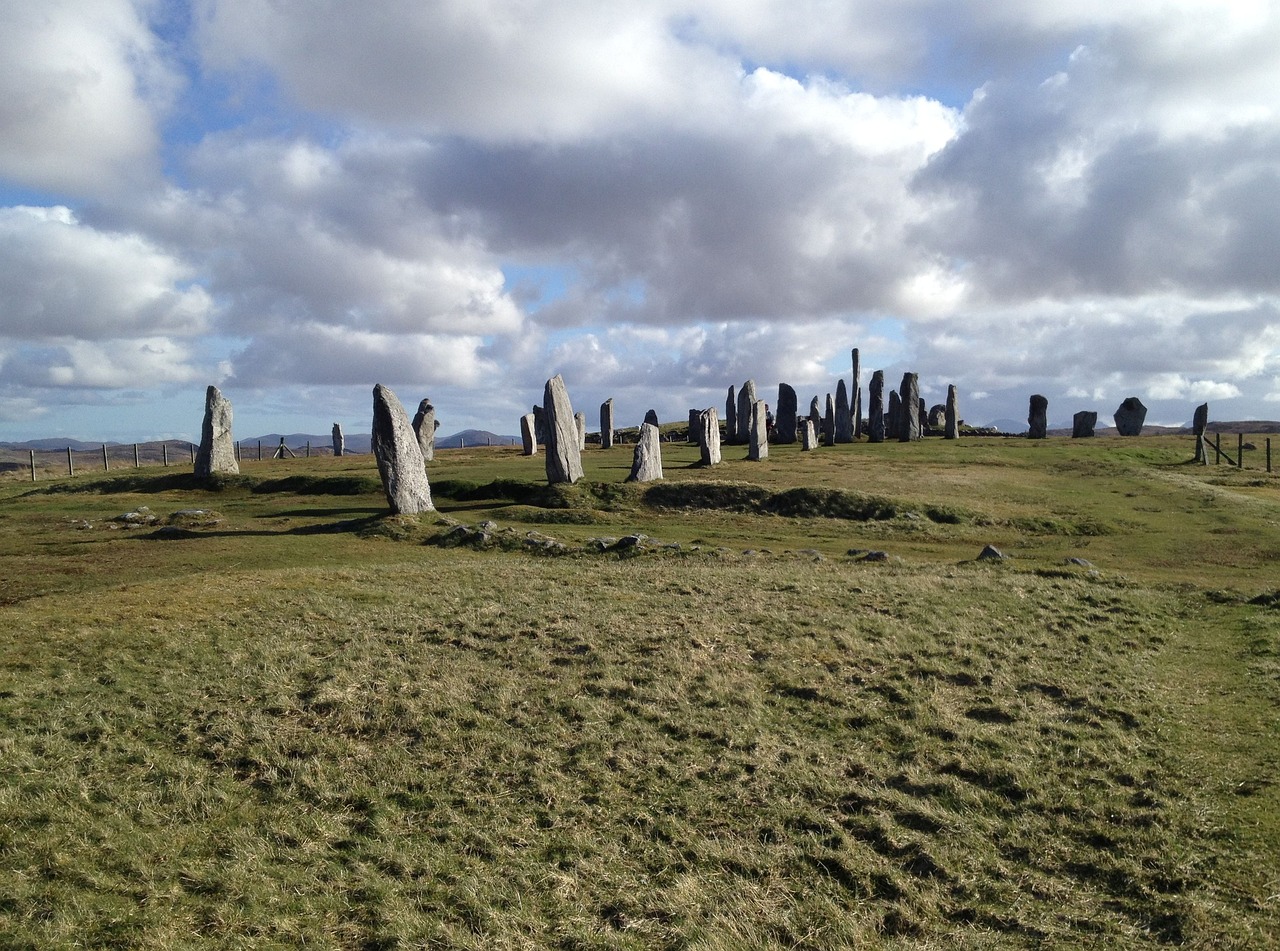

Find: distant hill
[240,430,519,452]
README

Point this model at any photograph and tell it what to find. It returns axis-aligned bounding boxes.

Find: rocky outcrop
[544,374,584,484]
[194,385,238,477]
[371,383,433,514]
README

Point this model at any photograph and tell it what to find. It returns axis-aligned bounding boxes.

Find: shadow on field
[139,515,387,541]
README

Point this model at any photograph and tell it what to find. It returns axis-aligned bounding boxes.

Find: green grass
[1,436,1278,948]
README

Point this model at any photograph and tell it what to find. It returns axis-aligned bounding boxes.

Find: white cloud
[4,337,205,388]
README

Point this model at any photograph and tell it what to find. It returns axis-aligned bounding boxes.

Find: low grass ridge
[644,480,969,524]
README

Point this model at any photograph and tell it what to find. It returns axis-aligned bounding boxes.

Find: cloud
[3,336,205,388]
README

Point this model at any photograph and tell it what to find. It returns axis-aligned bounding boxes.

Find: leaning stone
[945,385,960,439]
[736,380,757,444]
[520,413,538,455]
[627,422,663,482]
[726,385,737,444]
[1027,394,1048,439]
[544,375,584,484]
[412,398,437,461]
[868,370,885,443]
[371,383,434,514]
[332,422,344,457]
[194,385,239,477]
[775,383,798,444]
[977,545,1005,560]
[1114,397,1148,436]
[800,418,817,450]
[600,398,615,449]
[1072,410,1097,438]
[748,400,769,460]
[698,407,722,466]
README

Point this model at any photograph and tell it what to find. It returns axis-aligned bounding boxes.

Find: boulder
[1114,397,1148,436]
[1027,394,1048,439]
[627,422,663,482]
[868,370,885,443]
[945,385,960,439]
[412,398,437,461]
[748,400,769,460]
[194,385,239,477]
[698,407,722,465]
[600,398,615,449]
[775,383,798,443]
[520,413,538,455]
[1072,410,1097,438]
[544,374,584,484]
[331,422,344,457]
[371,383,434,514]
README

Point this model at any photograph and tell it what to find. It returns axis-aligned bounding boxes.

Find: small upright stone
[600,399,615,449]
[1027,394,1048,439]
[835,380,854,443]
[520,413,538,455]
[775,383,798,444]
[1114,397,1148,436]
[868,371,885,443]
[412,398,437,461]
[945,385,960,439]
[544,374,584,484]
[371,383,433,514]
[698,407,721,465]
[194,385,238,477]
[800,418,817,450]
[748,400,769,460]
[627,422,663,482]
[898,372,921,441]
[575,412,587,451]
[1072,411,1097,438]
[726,385,737,445]
[331,422,344,457]
[737,380,757,444]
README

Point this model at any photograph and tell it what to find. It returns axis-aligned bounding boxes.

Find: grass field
[1,434,1278,948]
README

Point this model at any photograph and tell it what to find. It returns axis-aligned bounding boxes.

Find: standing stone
[194,385,239,476]
[868,370,885,443]
[726,385,737,445]
[698,407,722,466]
[412,398,437,461]
[899,373,921,442]
[800,418,818,450]
[575,412,587,451]
[919,398,928,431]
[945,385,960,439]
[851,349,863,438]
[331,422,344,457]
[688,409,700,443]
[627,422,663,482]
[1115,397,1148,436]
[736,380,757,444]
[775,383,798,444]
[748,400,769,460]
[544,374,584,484]
[371,383,433,514]
[533,405,547,445]
[927,404,947,429]
[1072,411,1097,439]
[1193,403,1209,463]
[644,409,659,427]
[808,396,822,436]
[520,413,538,455]
[835,380,854,443]
[600,399,615,449]
[1027,395,1048,439]
[823,394,836,446]
[886,389,902,440]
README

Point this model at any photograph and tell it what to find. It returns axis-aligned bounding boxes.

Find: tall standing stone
[412,398,437,461]
[775,383,798,444]
[800,418,818,450]
[945,385,960,439]
[737,380,757,444]
[575,412,587,451]
[726,385,737,445]
[1072,411,1097,438]
[868,371,885,443]
[331,422,344,457]
[371,383,433,514]
[600,399,615,449]
[808,396,822,436]
[851,348,863,438]
[823,394,836,446]
[1114,397,1148,436]
[886,389,902,440]
[698,407,722,466]
[520,413,538,455]
[748,400,769,460]
[627,422,664,482]
[835,380,854,443]
[544,374,584,484]
[194,385,238,477]
[899,373,921,442]
[1193,402,1209,463]
[533,405,547,445]
[1027,395,1048,439]
[688,409,701,443]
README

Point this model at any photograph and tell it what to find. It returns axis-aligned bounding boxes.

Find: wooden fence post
[189,443,195,463]
[30,450,35,482]
[102,444,109,471]
[134,443,139,467]
[258,440,262,461]
[1268,438,1272,474]
[163,444,169,466]
[67,447,74,477]
[1237,433,1244,469]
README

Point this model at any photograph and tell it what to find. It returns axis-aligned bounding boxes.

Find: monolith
[801,419,817,450]
[808,396,822,436]
[331,422,344,457]
[886,389,901,440]
[945,385,960,439]
[868,371,885,443]
[748,400,769,460]
[927,404,947,429]
[1193,403,1208,463]
[688,409,700,442]
[851,348,863,438]
[627,422,664,482]
[520,413,538,455]
[412,398,437,461]
[1028,395,1048,439]
[600,398,615,449]
[835,380,853,443]
[737,380,757,444]
[698,407,721,465]
[371,383,433,514]
[1114,397,1147,436]
[775,383,798,444]
[1072,411,1097,438]
[644,409,659,427]
[726,385,737,444]
[194,385,238,477]
[544,374,584,484]
[899,373,921,441]
[575,412,587,451]
[823,394,835,446]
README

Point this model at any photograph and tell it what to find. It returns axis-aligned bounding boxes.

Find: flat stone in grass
[977,544,1005,560]
[194,385,239,477]
[371,383,434,514]
[544,374,584,484]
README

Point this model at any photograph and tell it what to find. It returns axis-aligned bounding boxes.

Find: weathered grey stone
[520,413,538,455]
[748,400,769,460]
[1027,394,1048,439]
[736,380,757,444]
[899,373,921,441]
[331,422,344,457]
[575,412,587,451]
[945,385,960,439]
[977,544,1005,561]
[544,374,584,484]
[886,389,901,440]
[835,380,854,443]
[600,398,615,449]
[1193,402,1209,463]
[800,418,817,450]
[822,393,835,446]
[868,370,885,443]
[726,385,737,444]
[775,383,798,444]
[698,407,721,465]
[851,348,863,438]
[412,398,437,461]
[1114,397,1147,436]
[927,404,947,429]
[808,396,822,436]
[688,409,700,442]
[1072,410,1097,438]
[194,385,239,477]
[627,422,663,482]
[371,383,434,514]
[644,409,659,427]
[533,405,547,444]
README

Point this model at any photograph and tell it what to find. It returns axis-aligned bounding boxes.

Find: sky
[2,0,1279,442]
